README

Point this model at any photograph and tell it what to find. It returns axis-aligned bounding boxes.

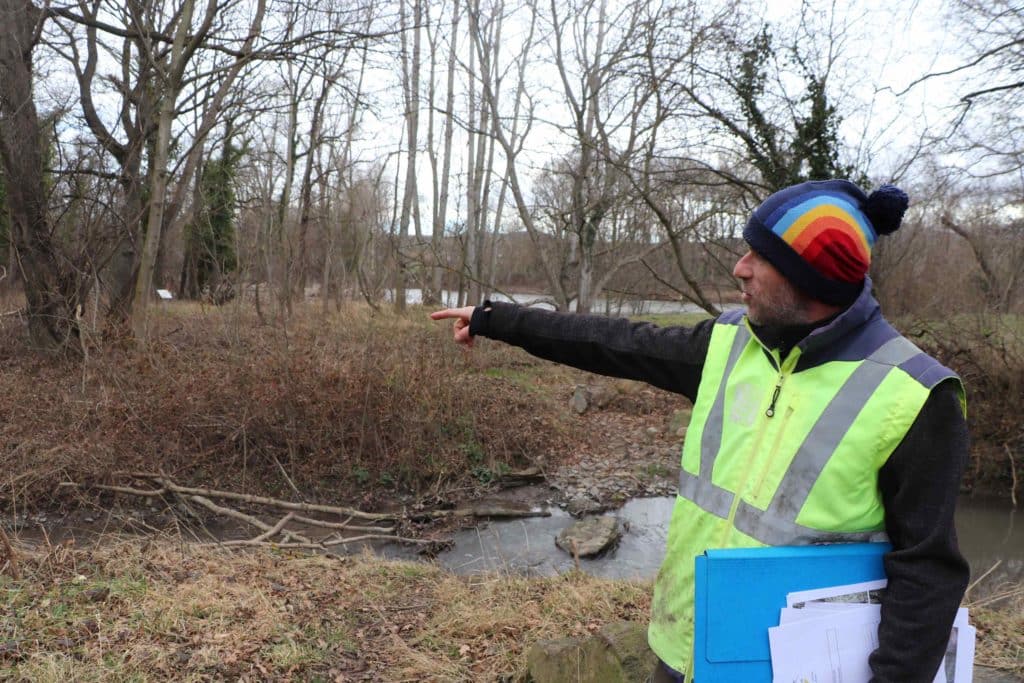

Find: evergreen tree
[733,27,864,192]
[180,139,242,300]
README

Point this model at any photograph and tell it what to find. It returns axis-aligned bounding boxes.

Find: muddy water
[434,495,1023,597]
[11,494,1019,597]
[437,497,672,579]
[954,496,1022,599]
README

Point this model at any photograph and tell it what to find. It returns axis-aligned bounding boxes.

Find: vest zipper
[723,346,800,542]
[765,380,783,417]
[765,347,801,417]
[749,404,794,504]
[723,413,771,539]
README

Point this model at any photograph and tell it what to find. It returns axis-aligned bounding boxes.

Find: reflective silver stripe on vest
[679,332,918,545]
[678,470,734,519]
[677,324,751,519]
[733,505,890,546]
[733,335,918,545]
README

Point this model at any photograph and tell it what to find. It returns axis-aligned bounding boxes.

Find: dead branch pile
[58,473,549,550]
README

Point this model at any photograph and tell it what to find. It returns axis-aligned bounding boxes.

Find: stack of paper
[768,579,974,683]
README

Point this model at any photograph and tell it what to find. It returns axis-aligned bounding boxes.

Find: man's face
[732,250,813,326]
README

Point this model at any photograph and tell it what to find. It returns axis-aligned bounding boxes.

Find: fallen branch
[965,559,1002,599]
[61,475,551,550]
[968,585,1024,610]
[189,495,314,545]
[250,512,295,543]
[80,474,551,522]
[206,540,325,550]
[60,476,446,549]
[58,482,165,497]
[291,514,394,534]
[423,504,551,520]
[322,533,437,546]
[138,475,396,522]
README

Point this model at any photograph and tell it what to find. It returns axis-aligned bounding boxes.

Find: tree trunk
[396,0,422,312]
[0,0,83,352]
[130,0,195,341]
[434,0,460,304]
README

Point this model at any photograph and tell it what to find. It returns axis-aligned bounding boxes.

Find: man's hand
[430,306,477,347]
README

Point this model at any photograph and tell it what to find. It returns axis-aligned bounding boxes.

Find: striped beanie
[742,179,909,306]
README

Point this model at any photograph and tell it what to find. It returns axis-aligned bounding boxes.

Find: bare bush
[0,302,575,510]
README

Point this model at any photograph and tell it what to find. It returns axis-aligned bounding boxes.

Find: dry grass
[2,536,1019,681]
[970,587,1024,675]
[0,300,580,511]
[0,537,651,682]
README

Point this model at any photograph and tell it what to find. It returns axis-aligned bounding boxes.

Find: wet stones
[556,517,620,557]
[565,495,606,517]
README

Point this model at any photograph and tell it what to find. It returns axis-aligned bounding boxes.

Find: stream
[12,493,1020,601]
[431,494,1023,600]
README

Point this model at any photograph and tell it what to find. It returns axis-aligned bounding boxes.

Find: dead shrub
[0,302,576,510]
[907,312,1024,500]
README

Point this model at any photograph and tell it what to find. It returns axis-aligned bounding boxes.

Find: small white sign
[156,289,174,300]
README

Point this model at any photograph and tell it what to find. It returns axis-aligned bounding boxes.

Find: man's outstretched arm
[432,302,714,400]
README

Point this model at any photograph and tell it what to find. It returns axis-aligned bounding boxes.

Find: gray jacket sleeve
[469,301,714,401]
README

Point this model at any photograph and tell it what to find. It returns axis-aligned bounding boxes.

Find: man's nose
[733,251,753,279]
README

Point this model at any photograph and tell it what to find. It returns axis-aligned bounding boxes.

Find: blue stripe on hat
[763,191,876,246]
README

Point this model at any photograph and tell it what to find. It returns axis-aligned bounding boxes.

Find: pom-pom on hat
[742,179,908,306]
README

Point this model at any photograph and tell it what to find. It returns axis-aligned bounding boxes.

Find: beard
[744,279,814,327]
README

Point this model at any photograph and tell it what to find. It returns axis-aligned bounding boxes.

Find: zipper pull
[765,382,782,417]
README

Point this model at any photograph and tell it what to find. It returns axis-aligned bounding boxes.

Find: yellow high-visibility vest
[647,298,963,676]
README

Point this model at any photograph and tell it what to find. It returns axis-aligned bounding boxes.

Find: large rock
[570,383,617,415]
[556,517,620,557]
[526,621,656,683]
[570,385,591,415]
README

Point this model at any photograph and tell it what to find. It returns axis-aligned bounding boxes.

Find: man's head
[733,249,823,326]
[737,179,908,323]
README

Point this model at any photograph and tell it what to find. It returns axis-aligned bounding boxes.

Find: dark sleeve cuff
[468,300,495,337]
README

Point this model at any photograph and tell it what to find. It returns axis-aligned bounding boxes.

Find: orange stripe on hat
[788,215,872,268]
[780,203,872,258]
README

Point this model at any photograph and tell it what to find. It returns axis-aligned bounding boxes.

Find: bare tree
[47,0,266,338]
[424,0,461,305]
[0,0,90,351]
[395,0,423,312]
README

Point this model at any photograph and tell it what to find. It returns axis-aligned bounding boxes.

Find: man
[431,179,969,682]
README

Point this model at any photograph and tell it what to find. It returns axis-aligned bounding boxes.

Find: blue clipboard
[693,542,890,682]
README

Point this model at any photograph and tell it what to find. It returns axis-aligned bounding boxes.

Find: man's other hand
[430,306,477,347]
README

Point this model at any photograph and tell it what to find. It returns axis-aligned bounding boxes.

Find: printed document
[768,580,974,683]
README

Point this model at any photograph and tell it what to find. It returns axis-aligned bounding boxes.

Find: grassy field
[0,537,1020,681]
[0,538,651,682]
